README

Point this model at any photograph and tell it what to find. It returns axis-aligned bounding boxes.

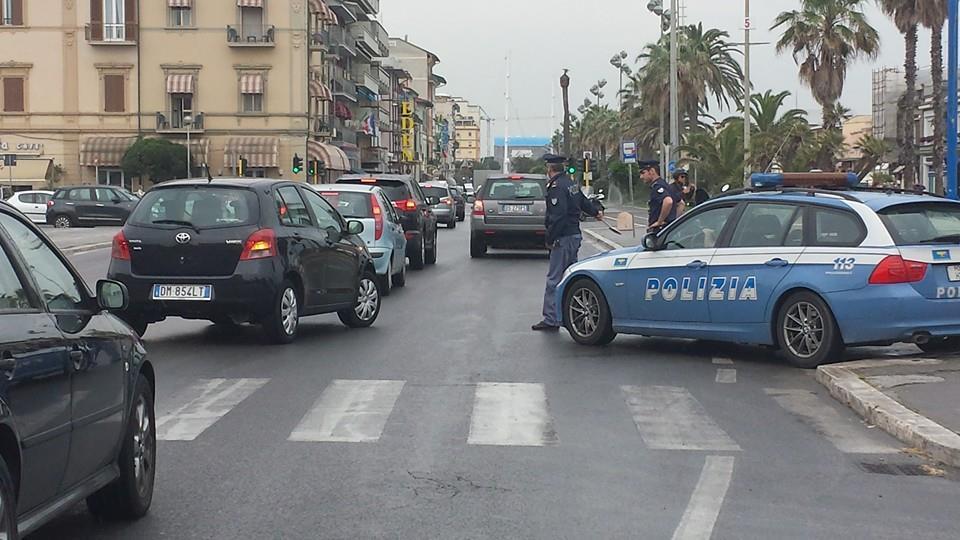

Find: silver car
[469,174,548,258]
[420,182,457,229]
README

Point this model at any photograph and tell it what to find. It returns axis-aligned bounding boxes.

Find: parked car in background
[46,186,139,228]
[0,200,156,537]
[470,174,548,257]
[421,182,457,229]
[449,185,466,221]
[108,178,382,343]
[5,190,53,223]
[311,184,408,295]
[337,174,439,269]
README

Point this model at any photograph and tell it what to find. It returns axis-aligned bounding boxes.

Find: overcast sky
[381,0,935,139]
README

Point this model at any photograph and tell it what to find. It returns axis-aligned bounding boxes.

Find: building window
[104,74,125,112]
[2,77,24,112]
[169,6,191,27]
[1,0,23,25]
[171,93,192,128]
[239,73,264,113]
[97,169,127,190]
[239,4,263,41]
[103,0,125,41]
[242,93,263,113]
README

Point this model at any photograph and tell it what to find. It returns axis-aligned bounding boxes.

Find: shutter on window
[11,0,24,25]
[124,0,136,41]
[104,75,124,112]
[4,78,24,112]
[90,0,103,40]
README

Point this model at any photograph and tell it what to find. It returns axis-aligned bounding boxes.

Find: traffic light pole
[669,0,679,168]
[947,0,958,199]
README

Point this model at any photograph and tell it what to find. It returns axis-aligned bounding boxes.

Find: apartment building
[387,37,444,177]
[0,0,394,191]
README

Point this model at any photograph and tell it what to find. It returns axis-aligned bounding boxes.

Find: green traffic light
[567,166,577,175]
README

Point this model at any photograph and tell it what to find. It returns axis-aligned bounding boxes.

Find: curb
[61,241,113,255]
[583,228,623,251]
[816,358,960,467]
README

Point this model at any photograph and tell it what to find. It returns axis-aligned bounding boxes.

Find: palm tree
[854,133,892,179]
[633,23,744,144]
[919,0,949,193]
[746,90,810,172]
[772,0,880,133]
[878,0,920,185]
[681,121,745,192]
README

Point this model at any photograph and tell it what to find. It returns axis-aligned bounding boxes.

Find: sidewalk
[582,205,647,250]
[42,226,119,254]
[817,354,960,468]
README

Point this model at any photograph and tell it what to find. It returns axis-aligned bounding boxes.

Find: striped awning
[224,137,278,168]
[309,0,338,24]
[240,74,264,94]
[170,138,210,164]
[79,137,137,166]
[237,0,263,7]
[307,140,350,171]
[166,74,194,94]
[168,0,192,7]
[309,80,332,101]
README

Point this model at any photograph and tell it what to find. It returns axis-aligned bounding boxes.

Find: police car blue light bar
[750,172,860,189]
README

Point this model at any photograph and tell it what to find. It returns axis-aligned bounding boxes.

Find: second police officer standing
[532,154,603,332]
[639,160,679,233]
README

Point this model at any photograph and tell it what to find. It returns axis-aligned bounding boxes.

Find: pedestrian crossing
[155,378,898,454]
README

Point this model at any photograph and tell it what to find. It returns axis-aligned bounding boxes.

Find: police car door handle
[686,260,708,269]
[765,258,789,267]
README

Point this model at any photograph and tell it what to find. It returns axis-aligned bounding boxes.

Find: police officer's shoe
[531,321,560,332]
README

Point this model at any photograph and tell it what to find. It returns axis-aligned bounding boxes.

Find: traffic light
[307,160,317,177]
[292,154,303,174]
[237,155,247,176]
[567,162,578,175]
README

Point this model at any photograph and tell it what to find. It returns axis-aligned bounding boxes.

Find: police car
[557,173,960,367]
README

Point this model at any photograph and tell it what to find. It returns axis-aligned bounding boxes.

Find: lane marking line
[712,358,734,365]
[468,382,558,447]
[671,456,736,540]
[289,380,405,443]
[622,385,741,451]
[715,369,737,384]
[157,378,269,441]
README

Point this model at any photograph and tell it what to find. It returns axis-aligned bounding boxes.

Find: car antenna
[205,162,213,183]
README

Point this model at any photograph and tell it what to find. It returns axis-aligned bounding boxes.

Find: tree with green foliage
[510,156,538,174]
[122,138,190,184]
[477,156,501,171]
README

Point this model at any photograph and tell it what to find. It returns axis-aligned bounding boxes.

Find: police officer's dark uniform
[533,154,601,331]
[641,160,678,233]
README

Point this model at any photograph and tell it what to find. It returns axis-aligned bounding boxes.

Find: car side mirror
[97,280,128,311]
[426,196,440,205]
[347,220,364,235]
[112,198,122,204]
[642,233,661,251]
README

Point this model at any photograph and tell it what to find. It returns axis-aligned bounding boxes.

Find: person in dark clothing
[639,161,677,233]
[532,154,603,332]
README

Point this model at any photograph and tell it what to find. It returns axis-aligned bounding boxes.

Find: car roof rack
[850,186,949,199]
[716,186,862,202]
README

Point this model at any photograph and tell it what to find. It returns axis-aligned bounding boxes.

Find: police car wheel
[777,292,842,368]
[563,279,616,346]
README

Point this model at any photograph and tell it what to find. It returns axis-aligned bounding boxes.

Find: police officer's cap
[542,153,567,164]
[672,168,689,179]
[637,160,660,172]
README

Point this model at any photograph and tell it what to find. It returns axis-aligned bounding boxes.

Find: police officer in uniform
[639,160,677,233]
[532,154,603,332]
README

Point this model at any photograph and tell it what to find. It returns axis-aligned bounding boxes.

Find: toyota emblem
[175,232,191,244]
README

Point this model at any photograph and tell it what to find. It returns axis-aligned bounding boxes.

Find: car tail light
[393,199,418,212]
[869,255,928,284]
[509,175,525,180]
[111,231,131,261]
[47,200,55,207]
[239,229,277,260]
[441,197,453,205]
[472,200,484,216]
[371,194,383,240]
[360,177,377,183]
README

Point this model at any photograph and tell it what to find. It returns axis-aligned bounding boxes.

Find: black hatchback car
[46,185,140,228]
[0,201,156,537]
[336,174,439,269]
[107,178,381,343]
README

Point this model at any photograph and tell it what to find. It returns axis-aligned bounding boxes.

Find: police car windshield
[485,179,544,200]
[878,203,960,245]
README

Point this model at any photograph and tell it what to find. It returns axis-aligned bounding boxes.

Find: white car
[5,190,54,223]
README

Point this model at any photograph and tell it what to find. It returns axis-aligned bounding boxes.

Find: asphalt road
[30,224,960,539]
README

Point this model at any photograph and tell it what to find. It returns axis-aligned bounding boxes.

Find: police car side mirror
[642,233,661,251]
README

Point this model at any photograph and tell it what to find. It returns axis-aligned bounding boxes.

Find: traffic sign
[621,141,637,164]
[582,151,593,160]
[668,160,677,174]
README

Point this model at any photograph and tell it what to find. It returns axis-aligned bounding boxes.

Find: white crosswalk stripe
[622,385,741,451]
[289,380,405,443]
[764,388,898,454]
[157,378,269,441]
[468,383,558,447]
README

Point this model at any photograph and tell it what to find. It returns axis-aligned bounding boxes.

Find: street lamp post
[647,0,670,176]
[184,114,193,179]
[947,0,958,199]
[561,69,571,158]
[611,51,633,203]
[743,0,751,187]
[669,0,679,169]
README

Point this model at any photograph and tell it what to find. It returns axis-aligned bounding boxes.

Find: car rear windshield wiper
[151,219,198,231]
[920,234,960,244]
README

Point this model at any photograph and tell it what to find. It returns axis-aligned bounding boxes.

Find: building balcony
[328,26,357,57]
[155,111,205,133]
[351,21,389,58]
[226,25,276,47]
[354,0,379,16]
[353,71,380,97]
[312,115,336,136]
[309,29,330,51]
[332,75,358,102]
[85,22,138,45]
